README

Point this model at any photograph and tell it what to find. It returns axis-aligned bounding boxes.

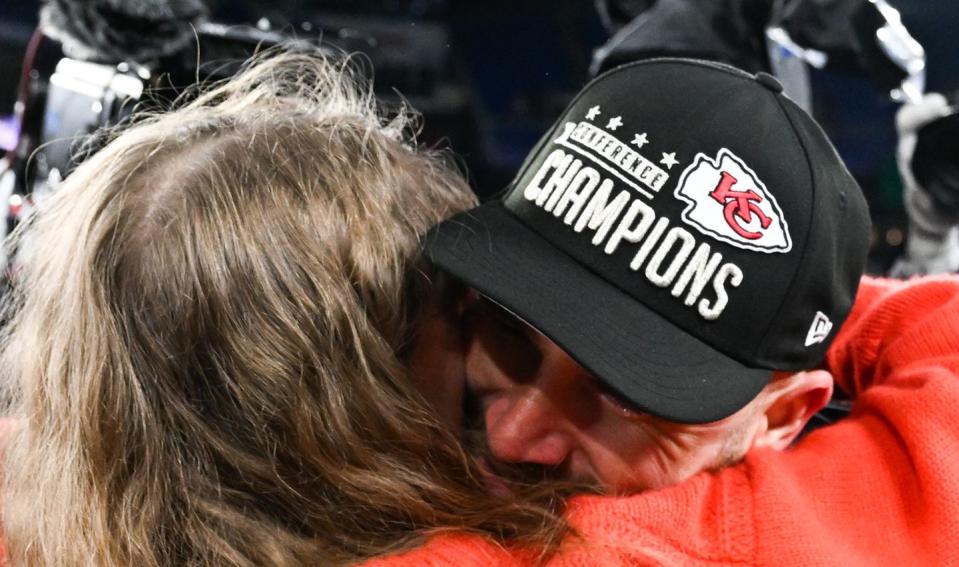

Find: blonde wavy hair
[0,49,567,566]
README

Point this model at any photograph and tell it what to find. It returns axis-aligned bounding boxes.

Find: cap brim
[424,202,770,424]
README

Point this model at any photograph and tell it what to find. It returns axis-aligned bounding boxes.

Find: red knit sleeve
[745,274,959,565]
[825,275,959,395]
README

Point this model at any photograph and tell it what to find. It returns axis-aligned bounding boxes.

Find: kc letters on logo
[674,149,792,254]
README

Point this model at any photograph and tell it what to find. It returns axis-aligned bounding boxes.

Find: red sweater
[366,276,959,566]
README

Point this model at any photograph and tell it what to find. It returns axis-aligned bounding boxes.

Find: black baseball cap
[425,59,870,424]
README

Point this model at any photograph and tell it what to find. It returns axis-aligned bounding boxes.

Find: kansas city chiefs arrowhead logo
[674,148,792,254]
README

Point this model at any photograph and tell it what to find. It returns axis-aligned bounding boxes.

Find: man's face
[461,291,768,494]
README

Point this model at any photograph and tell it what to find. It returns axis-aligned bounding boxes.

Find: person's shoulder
[857,273,959,300]
[838,274,959,357]
[558,469,754,565]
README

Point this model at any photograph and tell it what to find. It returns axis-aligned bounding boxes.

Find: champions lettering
[523,148,744,321]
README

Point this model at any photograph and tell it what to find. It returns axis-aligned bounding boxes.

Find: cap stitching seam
[752,95,817,362]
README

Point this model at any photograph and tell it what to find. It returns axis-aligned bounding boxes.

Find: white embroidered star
[660,152,679,169]
[631,133,649,148]
[606,116,623,131]
[585,105,601,120]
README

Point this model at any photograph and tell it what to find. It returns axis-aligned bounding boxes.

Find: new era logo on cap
[805,311,833,347]
[674,148,792,253]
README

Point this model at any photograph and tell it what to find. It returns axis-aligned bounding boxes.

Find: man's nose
[484,387,575,466]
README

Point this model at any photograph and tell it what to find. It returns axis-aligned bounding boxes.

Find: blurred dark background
[2,0,958,271]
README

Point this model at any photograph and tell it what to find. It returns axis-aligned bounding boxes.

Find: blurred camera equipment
[0,0,464,251]
[912,93,959,218]
[591,0,925,111]
[850,0,925,103]
[889,93,959,277]
[39,0,208,64]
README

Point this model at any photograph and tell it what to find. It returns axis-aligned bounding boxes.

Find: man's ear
[752,370,834,451]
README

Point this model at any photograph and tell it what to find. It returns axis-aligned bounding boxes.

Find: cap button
[755,72,784,94]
